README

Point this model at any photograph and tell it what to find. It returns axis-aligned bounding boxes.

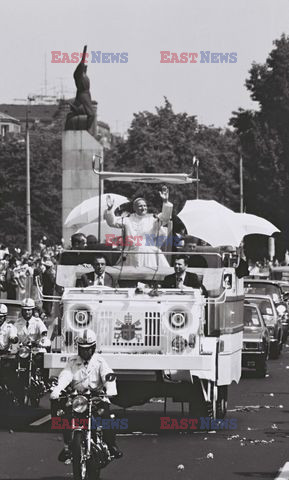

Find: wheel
[71,431,100,480]
[86,456,101,480]
[71,431,87,480]
[30,395,40,408]
[255,358,267,378]
[216,386,228,419]
[269,342,279,359]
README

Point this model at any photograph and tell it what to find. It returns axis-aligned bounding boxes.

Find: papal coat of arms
[114,312,142,342]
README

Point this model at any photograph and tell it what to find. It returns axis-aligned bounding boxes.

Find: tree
[0,123,62,250]
[230,34,289,257]
[105,98,240,220]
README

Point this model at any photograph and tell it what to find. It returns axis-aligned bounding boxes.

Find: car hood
[243,327,263,342]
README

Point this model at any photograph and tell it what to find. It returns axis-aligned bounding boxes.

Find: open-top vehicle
[44,247,244,420]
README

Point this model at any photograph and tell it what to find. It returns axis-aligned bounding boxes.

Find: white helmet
[22,298,35,309]
[0,304,8,316]
[76,329,97,348]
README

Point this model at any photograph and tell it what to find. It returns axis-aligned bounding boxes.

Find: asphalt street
[1,346,289,480]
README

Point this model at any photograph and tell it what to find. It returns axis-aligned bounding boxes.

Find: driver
[0,304,18,352]
[15,298,48,345]
[50,329,123,462]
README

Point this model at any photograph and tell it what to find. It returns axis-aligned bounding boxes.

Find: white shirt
[0,321,18,350]
[93,273,105,286]
[15,316,47,344]
[51,353,117,399]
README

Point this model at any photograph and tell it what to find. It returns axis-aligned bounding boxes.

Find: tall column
[62,130,103,247]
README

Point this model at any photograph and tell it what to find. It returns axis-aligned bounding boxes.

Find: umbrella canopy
[64,193,128,228]
[178,200,280,247]
[76,221,121,242]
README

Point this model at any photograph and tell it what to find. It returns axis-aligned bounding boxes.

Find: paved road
[1,346,289,480]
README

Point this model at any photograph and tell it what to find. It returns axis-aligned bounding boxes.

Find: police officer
[0,304,18,352]
[50,329,123,462]
[15,298,48,345]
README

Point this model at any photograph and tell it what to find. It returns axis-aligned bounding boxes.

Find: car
[242,302,270,377]
[245,294,283,359]
[244,279,288,344]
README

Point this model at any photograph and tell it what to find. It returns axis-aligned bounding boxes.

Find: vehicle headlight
[18,346,30,358]
[73,308,91,327]
[169,311,187,329]
[172,336,187,353]
[72,395,88,414]
[277,305,286,316]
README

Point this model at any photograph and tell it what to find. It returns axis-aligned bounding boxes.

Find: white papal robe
[104,201,173,268]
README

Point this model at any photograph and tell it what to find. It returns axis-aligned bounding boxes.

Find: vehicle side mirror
[105,373,116,382]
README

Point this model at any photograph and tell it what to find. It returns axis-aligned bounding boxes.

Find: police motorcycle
[14,297,52,406]
[0,303,19,406]
[53,375,119,480]
[17,336,52,407]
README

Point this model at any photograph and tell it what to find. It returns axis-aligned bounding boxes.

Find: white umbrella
[234,213,280,237]
[64,193,128,228]
[76,221,121,243]
[178,200,280,247]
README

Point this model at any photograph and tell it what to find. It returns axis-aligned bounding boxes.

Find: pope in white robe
[104,186,173,268]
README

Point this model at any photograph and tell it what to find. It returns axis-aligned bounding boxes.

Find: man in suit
[163,255,207,296]
[78,254,115,287]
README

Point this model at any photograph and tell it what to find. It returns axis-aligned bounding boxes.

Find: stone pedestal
[62,130,103,247]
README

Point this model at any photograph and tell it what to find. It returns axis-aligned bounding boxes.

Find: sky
[1,0,289,133]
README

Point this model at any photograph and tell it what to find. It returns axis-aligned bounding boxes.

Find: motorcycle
[16,337,51,407]
[53,373,118,480]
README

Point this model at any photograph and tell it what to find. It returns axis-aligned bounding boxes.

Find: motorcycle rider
[15,298,48,345]
[0,304,18,351]
[50,329,123,462]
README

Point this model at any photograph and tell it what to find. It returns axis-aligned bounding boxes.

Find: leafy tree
[105,98,240,221]
[0,123,62,250]
[230,34,289,257]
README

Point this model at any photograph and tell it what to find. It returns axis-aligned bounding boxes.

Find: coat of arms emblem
[114,312,142,342]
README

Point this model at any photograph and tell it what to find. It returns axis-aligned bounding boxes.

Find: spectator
[42,260,56,316]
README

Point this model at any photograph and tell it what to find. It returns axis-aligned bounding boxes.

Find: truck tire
[216,386,228,419]
[270,342,279,359]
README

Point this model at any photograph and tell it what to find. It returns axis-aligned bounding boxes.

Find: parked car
[242,302,270,377]
[245,294,283,359]
[244,279,288,343]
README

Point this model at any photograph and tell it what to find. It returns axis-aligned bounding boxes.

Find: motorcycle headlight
[73,308,91,327]
[169,311,187,329]
[18,346,30,359]
[72,395,88,414]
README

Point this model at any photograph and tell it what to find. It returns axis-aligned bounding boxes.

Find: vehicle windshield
[56,248,227,292]
[244,282,282,303]
[246,298,274,317]
[244,306,261,327]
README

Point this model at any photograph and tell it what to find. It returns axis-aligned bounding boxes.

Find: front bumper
[242,351,266,369]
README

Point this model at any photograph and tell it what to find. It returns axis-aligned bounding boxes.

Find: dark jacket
[77,272,115,288]
[162,272,208,296]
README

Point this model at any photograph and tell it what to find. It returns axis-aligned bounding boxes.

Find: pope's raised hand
[106,195,114,210]
[159,185,169,202]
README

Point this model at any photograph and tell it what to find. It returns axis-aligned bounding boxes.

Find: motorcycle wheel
[30,396,40,408]
[71,431,100,480]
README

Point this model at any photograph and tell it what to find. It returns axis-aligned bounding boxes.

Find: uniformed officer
[0,304,18,352]
[15,298,48,345]
[50,329,123,462]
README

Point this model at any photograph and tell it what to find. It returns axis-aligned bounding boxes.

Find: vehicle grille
[243,342,259,350]
[144,312,161,347]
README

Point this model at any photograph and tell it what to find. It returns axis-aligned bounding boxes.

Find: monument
[62,45,103,246]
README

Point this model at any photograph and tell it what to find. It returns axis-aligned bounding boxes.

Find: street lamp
[193,156,200,199]
[26,96,34,253]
